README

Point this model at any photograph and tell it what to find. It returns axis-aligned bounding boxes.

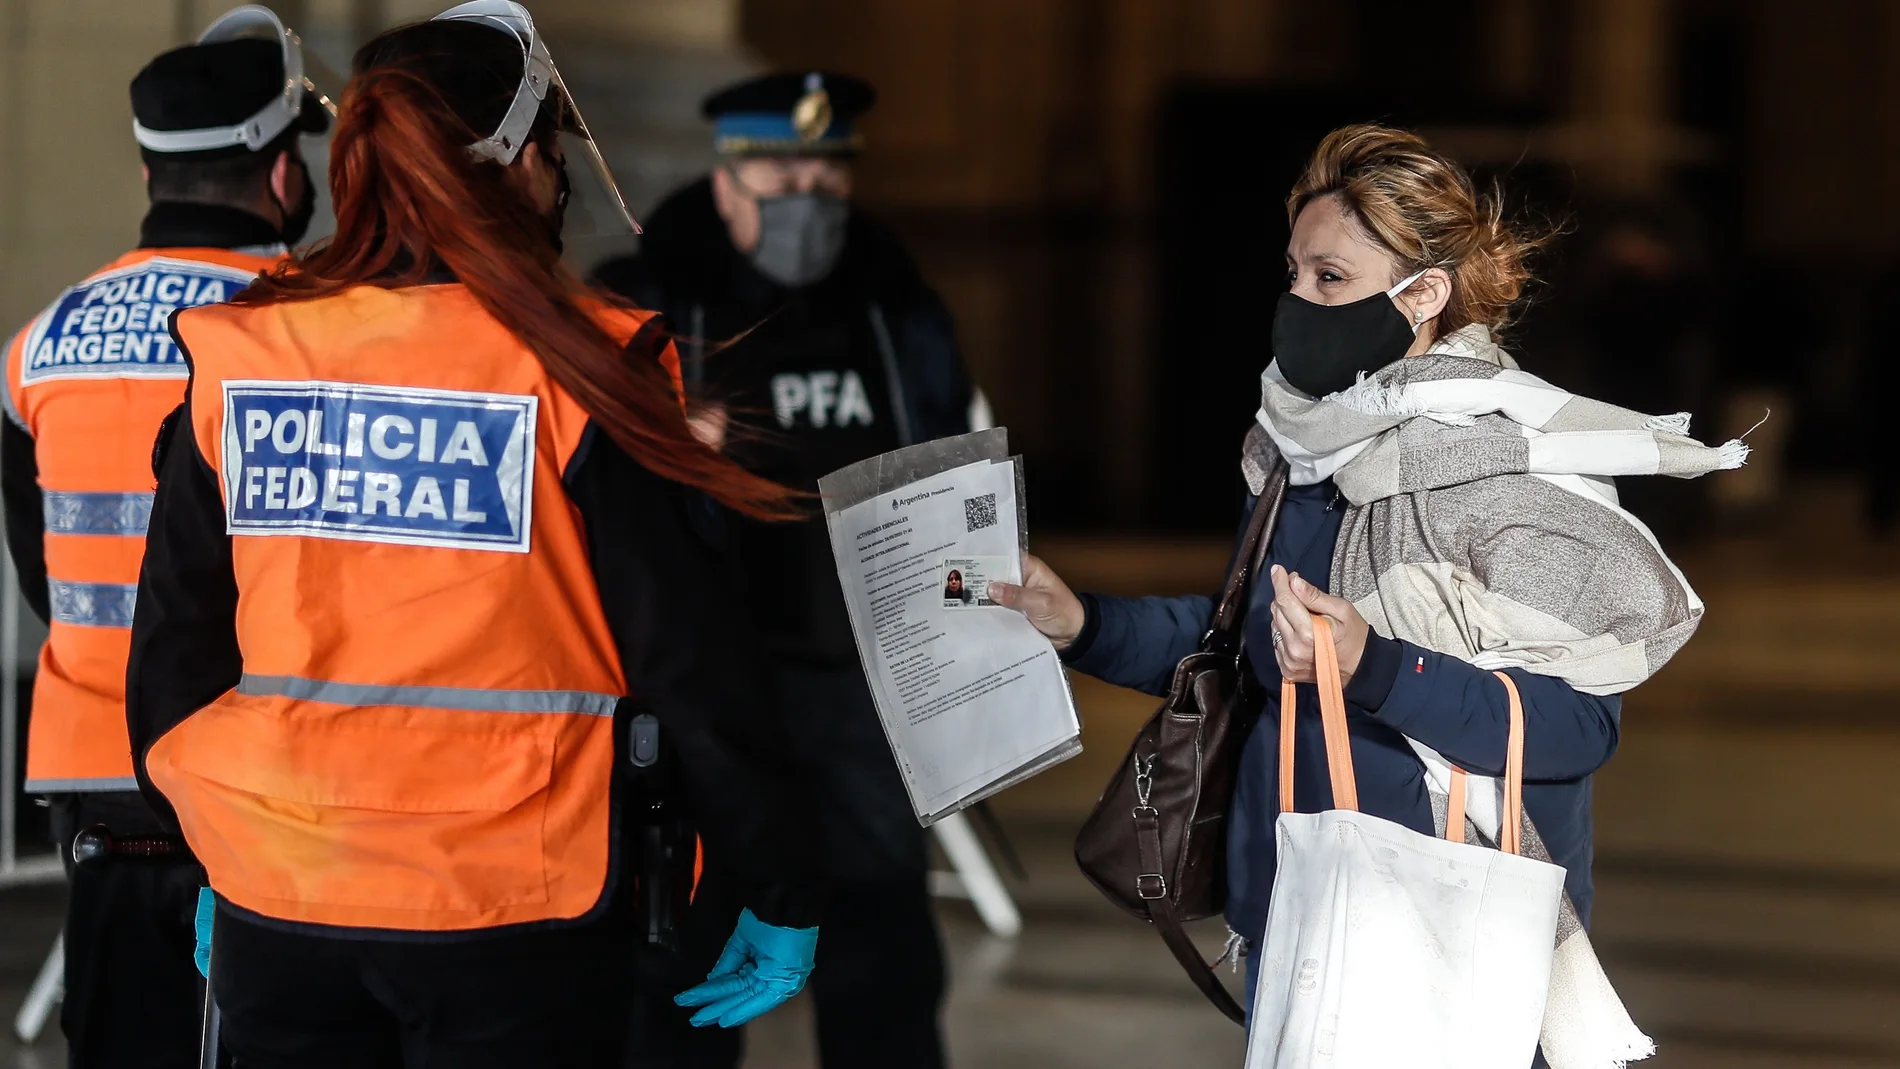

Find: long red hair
[236,20,802,521]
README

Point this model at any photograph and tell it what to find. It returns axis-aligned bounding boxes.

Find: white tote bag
[1244,618,1567,1069]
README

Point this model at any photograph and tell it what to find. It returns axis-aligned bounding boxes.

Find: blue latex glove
[193,887,215,979]
[673,908,818,1028]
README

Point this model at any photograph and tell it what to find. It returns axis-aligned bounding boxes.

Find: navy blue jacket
[1063,481,1621,943]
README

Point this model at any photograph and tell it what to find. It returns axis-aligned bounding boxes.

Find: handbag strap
[1275,616,1359,813]
[1121,463,1284,1029]
[1410,675,1530,851]
[1446,768,1467,844]
[1275,624,1526,851]
[1491,670,1526,855]
[1133,807,1247,1024]
[1206,463,1287,648]
[1337,672,1527,850]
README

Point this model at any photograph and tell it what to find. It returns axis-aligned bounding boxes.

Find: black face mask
[1270,272,1424,398]
[276,157,317,246]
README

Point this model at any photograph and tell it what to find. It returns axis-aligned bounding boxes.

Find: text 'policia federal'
[21,259,258,383]
[221,382,538,553]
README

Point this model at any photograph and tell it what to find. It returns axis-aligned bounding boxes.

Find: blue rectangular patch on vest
[20,258,261,385]
[221,381,538,553]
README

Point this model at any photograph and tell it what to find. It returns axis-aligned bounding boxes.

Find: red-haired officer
[125,5,822,1067]
[0,8,326,1066]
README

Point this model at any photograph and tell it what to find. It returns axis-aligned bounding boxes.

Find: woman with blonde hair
[995,124,1741,1062]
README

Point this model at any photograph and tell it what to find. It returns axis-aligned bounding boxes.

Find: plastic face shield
[133,5,342,154]
[431,1,640,237]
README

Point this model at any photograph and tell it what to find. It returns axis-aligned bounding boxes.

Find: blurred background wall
[0,0,751,335]
[9,0,1900,848]
[4,0,1898,537]
[7,0,1899,801]
[736,0,1900,535]
[6,5,1900,1064]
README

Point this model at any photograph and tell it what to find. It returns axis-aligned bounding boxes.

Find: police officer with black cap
[595,72,971,1069]
[1,8,327,1065]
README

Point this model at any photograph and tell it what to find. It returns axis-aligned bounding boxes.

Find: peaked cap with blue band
[703,71,874,157]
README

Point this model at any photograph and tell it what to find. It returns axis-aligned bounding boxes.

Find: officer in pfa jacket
[124,8,821,1067]
[0,10,324,1065]
[594,71,975,1069]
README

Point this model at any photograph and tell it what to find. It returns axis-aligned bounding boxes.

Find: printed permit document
[820,429,1081,825]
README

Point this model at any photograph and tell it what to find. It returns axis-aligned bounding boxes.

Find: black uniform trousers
[48,793,206,1069]
[211,901,637,1069]
[202,748,639,1069]
[627,660,946,1069]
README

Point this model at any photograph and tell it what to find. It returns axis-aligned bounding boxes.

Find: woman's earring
[1415,310,1425,323]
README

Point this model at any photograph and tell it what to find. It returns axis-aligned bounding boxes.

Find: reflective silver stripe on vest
[236,674,620,717]
[48,579,138,628]
[43,490,154,535]
[25,776,142,793]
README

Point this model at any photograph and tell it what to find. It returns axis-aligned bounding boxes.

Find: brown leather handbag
[1073,459,1288,1024]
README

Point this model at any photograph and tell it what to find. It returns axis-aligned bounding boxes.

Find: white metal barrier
[1,543,60,888]
[2,546,60,885]
[12,936,61,1046]
[929,811,1022,937]
[4,545,65,1046]
[2,554,61,888]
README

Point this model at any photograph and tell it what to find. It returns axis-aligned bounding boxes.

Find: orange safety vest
[147,283,670,932]
[4,246,281,793]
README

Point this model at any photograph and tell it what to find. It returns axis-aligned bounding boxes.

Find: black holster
[626,713,699,951]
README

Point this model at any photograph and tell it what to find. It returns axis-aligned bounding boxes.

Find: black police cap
[702,71,875,156]
[131,38,328,161]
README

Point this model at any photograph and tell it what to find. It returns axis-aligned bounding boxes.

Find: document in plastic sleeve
[820,429,1081,825]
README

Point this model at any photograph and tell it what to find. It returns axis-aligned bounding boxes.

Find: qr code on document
[963,493,998,533]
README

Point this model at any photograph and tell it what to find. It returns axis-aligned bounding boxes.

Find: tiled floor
[7,480,1900,1067]
[11,805,1900,1068]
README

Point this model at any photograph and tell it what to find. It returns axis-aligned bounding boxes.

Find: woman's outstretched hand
[1268,565,1369,690]
[989,554,1086,650]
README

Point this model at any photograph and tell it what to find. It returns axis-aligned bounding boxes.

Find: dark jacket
[592,178,972,666]
[1063,481,1621,944]
[125,309,824,934]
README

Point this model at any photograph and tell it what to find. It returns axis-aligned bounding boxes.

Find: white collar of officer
[133,6,309,154]
[432,1,553,166]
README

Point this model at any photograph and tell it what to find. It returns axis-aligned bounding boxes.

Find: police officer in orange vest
[0,8,326,1066]
[124,6,822,1067]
